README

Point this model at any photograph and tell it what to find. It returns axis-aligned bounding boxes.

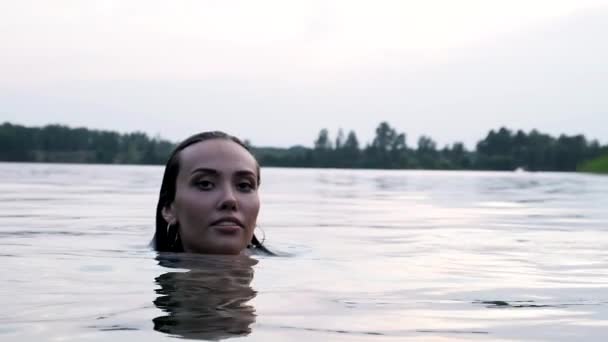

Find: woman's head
[154,131,263,254]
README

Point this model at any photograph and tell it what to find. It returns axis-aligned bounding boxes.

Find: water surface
[1,163,608,341]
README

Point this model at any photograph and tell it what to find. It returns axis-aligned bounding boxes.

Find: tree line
[255,122,607,172]
[0,122,173,164]
[1,121,606,172]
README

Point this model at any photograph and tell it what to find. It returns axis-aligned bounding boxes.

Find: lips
[210,217,244,228]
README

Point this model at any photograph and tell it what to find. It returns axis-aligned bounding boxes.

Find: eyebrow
[190,168,219,176]
[190,168,257,178]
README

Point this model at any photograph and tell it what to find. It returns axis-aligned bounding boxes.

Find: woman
[153,131,269,254]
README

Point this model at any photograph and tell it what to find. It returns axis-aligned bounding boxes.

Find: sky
[1,0,607,148]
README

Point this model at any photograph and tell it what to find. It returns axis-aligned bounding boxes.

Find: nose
[217,185,238,211]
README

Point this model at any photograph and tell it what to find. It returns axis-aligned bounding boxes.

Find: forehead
[178,139,258,174]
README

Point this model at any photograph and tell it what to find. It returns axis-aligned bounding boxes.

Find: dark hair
[153,131,270,254]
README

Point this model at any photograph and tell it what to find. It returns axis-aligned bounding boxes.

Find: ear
[161,204,177,225]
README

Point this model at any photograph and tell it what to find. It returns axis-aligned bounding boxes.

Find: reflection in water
[153,254,258,340]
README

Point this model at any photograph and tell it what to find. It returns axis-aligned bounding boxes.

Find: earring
[167,222,179,249]
[166,222,172,236]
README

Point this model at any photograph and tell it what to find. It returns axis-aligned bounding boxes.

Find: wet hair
[153,131,270,254]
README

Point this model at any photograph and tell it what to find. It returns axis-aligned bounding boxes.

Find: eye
[195,180,214,190]
[237,181,255,192]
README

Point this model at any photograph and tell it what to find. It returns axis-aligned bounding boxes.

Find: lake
[1,163,608,341]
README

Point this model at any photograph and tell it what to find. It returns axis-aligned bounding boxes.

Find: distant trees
[0,121,605,172]
[254,122,475,170]
[416,135,437,169]
[340,130,361,168]
[363,122,408,168]
[256,123,605,171]
[0,122,173,164]
[578,154,608,174]
[475,127,603,171]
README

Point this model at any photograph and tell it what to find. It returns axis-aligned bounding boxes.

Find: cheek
[174,189,214,220]
[243,195,261,225]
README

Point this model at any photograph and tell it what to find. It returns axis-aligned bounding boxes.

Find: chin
[184,233,247,255]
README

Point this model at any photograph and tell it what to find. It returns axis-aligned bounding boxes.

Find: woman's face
[162,139,260,254]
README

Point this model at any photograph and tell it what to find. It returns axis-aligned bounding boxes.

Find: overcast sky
[1,0,607,148]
